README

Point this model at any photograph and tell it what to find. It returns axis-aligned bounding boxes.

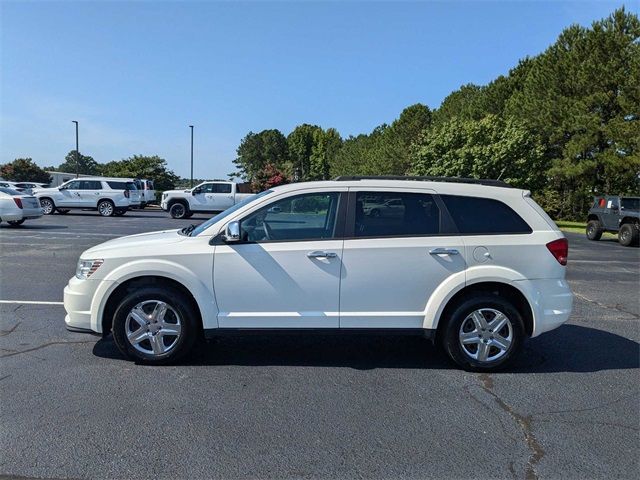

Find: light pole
[189,125,194,188]
[72,120,79,178]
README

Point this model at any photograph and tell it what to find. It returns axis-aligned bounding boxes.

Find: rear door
[79,180,102,207]
[211,183,234,210]
[339,189,466,329]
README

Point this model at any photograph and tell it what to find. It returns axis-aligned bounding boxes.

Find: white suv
[63,177,573,371]
[34,177,139,216]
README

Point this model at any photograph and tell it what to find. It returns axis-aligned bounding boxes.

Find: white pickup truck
[161,181,255,219]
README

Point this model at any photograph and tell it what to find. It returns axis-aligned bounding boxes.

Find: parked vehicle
[586,195,639,247]
[12,182,49,194]
[64,176,573,371]
[0,187,43,226]
[33,177,137,217]
[134,179,156,207]
[161,181,255,219]
[0,181,18,190]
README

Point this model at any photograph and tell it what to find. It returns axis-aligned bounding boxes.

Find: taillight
[13,198,23,209]
[546,238,568,266]
[124,190,130,198]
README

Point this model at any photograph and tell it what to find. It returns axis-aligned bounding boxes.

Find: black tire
[184,212,194,219]
[97,199,115,217]
[114,209,126,216]
[8,219,25,226]
[586,220,603,241]
[618,223,639,247]
[56,208,70,214]
[111,285,200,364]
[441,294,525,372]
[169,202,189,219]
[39,198,55,215]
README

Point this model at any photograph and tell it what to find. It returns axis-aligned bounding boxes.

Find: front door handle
[307,251,337,259]
[429,248,460,255]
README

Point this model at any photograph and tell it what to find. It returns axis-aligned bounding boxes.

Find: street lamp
[72,121,79,178]
[189,125,194,188]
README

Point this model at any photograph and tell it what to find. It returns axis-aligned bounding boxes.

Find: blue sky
[0,0,633,179]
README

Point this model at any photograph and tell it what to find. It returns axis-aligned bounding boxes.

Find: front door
[339,189,466,329]
[213,190,345,328]
[57,180,83,207]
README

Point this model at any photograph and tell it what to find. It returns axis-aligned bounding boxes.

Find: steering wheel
[263,221,273,240]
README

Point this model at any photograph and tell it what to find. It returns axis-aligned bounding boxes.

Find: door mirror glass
[222,221,240,242]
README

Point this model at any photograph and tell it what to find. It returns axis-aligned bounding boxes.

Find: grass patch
[554,220,616,237]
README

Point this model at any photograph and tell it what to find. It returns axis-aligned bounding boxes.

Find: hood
[163,188,193,195]
[83,229,186,257]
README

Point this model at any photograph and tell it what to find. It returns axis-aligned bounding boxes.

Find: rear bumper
[514,278,573,337]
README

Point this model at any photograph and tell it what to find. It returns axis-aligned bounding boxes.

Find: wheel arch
[620,216,639,226]
[432,281,534,340]
[587,214,600,222]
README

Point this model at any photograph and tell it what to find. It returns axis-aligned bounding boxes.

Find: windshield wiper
[179,224,197,236]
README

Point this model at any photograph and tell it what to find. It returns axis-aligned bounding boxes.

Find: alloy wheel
[98,201,114,216]
[124,300,182,356]
[458,308,513,363]
[40,199,54,214]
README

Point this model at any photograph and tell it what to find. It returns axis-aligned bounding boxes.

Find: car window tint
[199,184,215,193]
[621,198,639,210]
[213,183,232,193]
[441,195,532,234]
[354,192,443,237]
[241,192,340,242]
[125,182,137,190]
[64,181,81,189]
[80,180,102,190]
[107,181,127,189]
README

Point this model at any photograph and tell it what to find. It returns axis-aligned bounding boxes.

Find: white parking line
[0,300,64,305]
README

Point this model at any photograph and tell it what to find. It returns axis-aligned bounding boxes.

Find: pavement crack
[574,292,639,319]
[0,340,94,358]
[0,322,21,337]
[478,373,544,480]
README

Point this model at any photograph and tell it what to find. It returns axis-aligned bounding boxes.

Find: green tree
[231,129,289,182]
[308,128,342,180]
[410,115,548,190]
[287,124,322,180]
[57,150,101,175]
[0,158,51,183]
[100,155,179,191]
[506,7,640,217]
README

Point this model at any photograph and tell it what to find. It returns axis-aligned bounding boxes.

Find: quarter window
[354,191,443,237]
[441,195,532,234]
[241,192,340,242]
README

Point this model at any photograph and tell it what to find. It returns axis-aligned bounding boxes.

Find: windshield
[189,190,273,237]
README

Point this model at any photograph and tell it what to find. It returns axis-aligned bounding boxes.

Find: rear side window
[621,198,639,210]
[441,195,532,234]
[213,183,232,194]
[354,191,443,237]
[80,180,102,190]
[107,181,137,190]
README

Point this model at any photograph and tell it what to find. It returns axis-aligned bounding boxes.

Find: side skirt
[204,328,435,340]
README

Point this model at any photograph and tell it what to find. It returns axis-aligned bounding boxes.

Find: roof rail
[332,175,513,188]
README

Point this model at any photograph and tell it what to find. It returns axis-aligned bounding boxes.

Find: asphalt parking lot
[1,210,638,480]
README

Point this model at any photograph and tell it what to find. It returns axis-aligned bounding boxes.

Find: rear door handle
[307,251,337,259]
[429,248,460,255]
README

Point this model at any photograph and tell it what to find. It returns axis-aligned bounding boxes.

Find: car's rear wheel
[8,219,25,226]
[586,220,603,241]
[114,208,126,216]
[112,286,200,364]
[169,202,189,219]
[619,223,639,247]
[442,294,525,372]
[97,200,115,217]
[39,198,55,215]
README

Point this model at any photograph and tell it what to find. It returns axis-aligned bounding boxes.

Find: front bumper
[63,276,110,334]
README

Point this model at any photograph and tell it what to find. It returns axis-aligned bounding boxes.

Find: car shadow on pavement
[92,324,639,373]
[0,224,68,230]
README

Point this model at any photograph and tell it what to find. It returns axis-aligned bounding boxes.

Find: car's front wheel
[39,198,55,215]
[111,285,200,364]
[442,294,525,372]
[169,202,189,219]
[586,220,603,241]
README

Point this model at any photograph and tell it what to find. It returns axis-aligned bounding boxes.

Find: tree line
[231,8,639,219]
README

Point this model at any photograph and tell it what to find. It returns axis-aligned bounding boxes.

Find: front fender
[90,259,218,332]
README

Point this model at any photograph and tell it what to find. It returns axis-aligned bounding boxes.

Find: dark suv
[586,196,639,247]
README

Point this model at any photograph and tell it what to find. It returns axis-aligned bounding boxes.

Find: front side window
[63,181,81,190]
[441,195,532,234]
[354,191,443,237]
[240,192,340,242]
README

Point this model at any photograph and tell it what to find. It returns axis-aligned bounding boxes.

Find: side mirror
[222,221,240,242]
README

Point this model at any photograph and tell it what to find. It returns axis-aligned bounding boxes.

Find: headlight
[75,259,104,279]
